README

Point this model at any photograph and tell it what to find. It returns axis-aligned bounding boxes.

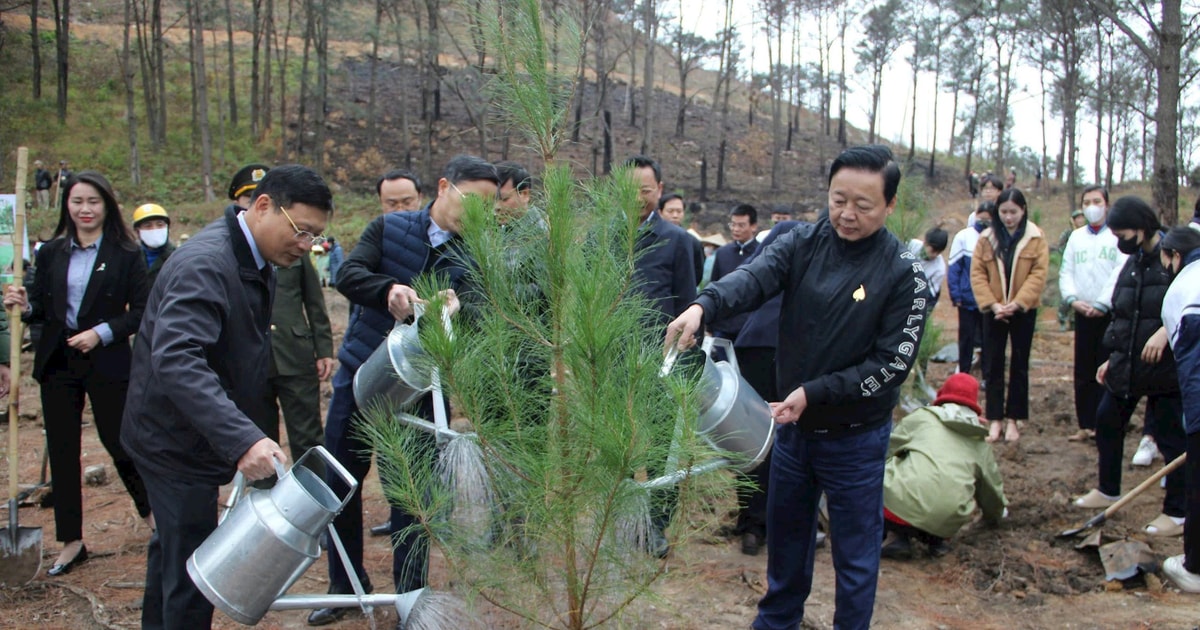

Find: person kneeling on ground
[882,373,1009,559]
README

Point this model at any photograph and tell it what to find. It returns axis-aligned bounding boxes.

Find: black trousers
[1095,392,1186,517]
[956,307,982,375]
[1184,431,1200,573]
[264,372,327,480]
[139,470,218,630]
[734,346,776,539]
[1073,313,1111,431]
[981,309,1037,420]
[40,345,149,542]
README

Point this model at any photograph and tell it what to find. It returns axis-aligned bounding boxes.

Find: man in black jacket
[709,203,759,344]
[626,156,697,326]
[665,146,929,630]
[308,155,498,627]
[122,165,334,629]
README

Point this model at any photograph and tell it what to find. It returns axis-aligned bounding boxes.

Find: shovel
[1058,453,1187,538]
[0,147,43,586]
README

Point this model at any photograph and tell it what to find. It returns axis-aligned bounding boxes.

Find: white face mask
[139,227,169,249]
[1083,205,1106,226]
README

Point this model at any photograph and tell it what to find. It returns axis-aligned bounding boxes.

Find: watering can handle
[659,345,680,378]
[707,336,739,372]
[293,446,360,513]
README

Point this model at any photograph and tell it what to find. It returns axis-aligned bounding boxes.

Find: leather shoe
[370,520,392,537]
[47,544,89,576]
[741,532,760,556]
[307,581,373,626]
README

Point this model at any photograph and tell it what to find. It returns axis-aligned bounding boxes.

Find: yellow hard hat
[133,203,170,227]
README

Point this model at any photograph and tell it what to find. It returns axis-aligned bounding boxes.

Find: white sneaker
[1163,555,1200,593]
[1131,436,1160,467]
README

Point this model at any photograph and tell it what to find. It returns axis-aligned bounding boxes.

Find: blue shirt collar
[428,215,452,249]
[70,234,102,250]
[236,211,267,270]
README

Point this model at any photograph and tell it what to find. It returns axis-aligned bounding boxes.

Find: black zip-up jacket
[695,218,930,437]
[122,208,274,485]
[1102,238,1178,398]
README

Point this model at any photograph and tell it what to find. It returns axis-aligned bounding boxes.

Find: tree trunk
[251,0,262,137]
[132,0,159,148]
[947,86,959,158]
[52,0,70,124]
[387,2,412,169]
[225,0,237,127]
[153,0,166,146]
[31,0,41,99]
[1153,0,1182,225]
[123,0,140,185]
[367,0,381,142]
[296,0,313,157]
[1093,24,1104,186]
[769,14,782,191]
[313,0,330,173]
[640,0,656,156]
[188,0,215,201]
[836,16,847,147]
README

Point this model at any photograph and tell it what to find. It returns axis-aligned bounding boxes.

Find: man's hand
[770,386,808,425]
[1096,360,1109,385]
[437,288,461,317]
[1141,327,1169,364]
[1071,300,1097,318]
[3,285,28,313]
[67,329,102,353]
[663,304,704,352]
[237,438,286,481]
[0,364,10,399]
[991,302,1009,321]
[387,284,423,321]
[316,357,335,381]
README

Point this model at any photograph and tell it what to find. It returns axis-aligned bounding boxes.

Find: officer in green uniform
[228,164,335,475]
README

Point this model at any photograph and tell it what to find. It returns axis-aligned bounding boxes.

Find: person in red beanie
[881,373,1009,559]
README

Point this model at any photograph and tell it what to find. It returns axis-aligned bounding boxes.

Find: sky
[680,0,1171,185]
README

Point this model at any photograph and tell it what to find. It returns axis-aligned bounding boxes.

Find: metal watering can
[650,337,775,487]
[353,304,435,410]
[187,446,358,625]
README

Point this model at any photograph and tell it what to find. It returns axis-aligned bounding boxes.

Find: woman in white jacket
[1059,186,1126,442]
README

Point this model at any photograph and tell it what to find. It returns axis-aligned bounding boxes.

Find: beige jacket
[970,221,1049,312]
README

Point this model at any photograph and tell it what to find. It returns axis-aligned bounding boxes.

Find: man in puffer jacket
[881,373,1008,559]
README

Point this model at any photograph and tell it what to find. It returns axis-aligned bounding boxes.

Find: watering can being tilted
[647,337,776,488]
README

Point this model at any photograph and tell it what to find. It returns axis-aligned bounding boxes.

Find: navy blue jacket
[123,207,275,484]
[696,218,929,436]
[734,221,800,349]
[336,206,472,374]
[634,213,698,326]
[1165,248,1200,433]
[709,238,759,337]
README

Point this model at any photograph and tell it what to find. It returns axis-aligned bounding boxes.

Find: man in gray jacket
[665,145,929,630]
[122,165,334,629]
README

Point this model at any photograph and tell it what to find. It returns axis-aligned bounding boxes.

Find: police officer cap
[228,164,271,201]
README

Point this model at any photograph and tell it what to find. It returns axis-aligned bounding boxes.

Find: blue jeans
[753,420,892,630]
[324,366,432,594]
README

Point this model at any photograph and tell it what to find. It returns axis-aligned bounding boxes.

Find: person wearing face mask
[948,202,995,376]
[1158,224,1200,591]
[1072,196,1187,538]
[970,188,1049,443]
[1059,186,1126,442]
[132,204,176,287]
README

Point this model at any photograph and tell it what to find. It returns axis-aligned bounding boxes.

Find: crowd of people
[6,145,1200,630]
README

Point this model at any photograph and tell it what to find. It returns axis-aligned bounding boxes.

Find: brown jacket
[970,221,1049,312]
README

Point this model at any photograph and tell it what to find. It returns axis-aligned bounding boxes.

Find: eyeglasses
[277,203,327,247]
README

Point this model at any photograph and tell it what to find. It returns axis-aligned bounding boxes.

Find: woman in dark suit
[3,171,151,576]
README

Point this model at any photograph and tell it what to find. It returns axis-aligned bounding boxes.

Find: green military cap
[228,163,271,201]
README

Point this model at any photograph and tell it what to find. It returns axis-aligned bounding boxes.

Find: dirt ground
[3,265,1200,629]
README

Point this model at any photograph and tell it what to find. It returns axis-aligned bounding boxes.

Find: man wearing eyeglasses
[308,155,499,628]
[123,164,335,628]
[227,164,336,485]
